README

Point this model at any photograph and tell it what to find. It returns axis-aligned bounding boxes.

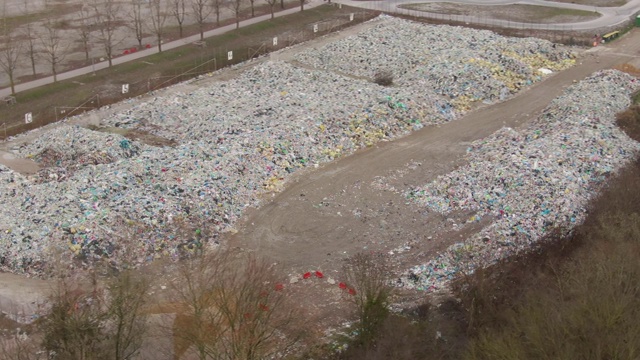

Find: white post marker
[122,84,129,94]
[350,13,354,21]
[273,37,278,46]
[25,113,33,124]
[313,24,318,33]
[227,51,233,60]
[338,3,342,8]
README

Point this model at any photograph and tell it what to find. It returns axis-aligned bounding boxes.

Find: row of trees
[0,250,302,360]
[0,0,300,96]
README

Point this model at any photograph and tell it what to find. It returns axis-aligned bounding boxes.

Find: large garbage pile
[401,70,640,291]
[0,16,577,275]
[295,15,575,112]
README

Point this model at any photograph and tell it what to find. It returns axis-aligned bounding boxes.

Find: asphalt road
[334,0,640,30]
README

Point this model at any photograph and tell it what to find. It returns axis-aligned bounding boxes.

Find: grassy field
[0,4,378,139]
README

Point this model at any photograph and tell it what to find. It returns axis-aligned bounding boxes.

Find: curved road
[2,0,640,98]
[334,0,640,30]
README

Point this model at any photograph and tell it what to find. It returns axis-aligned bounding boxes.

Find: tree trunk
[52,64,57,82]
[280,0,284,9]
[300,0,304,11]
[30,51,36,76]
[270,5,274,19]
[251,2,255,17]
[8,73,15,95]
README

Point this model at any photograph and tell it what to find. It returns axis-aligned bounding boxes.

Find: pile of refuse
[400,70,640,292]
[296,15,575,112]
[0,16,577,275]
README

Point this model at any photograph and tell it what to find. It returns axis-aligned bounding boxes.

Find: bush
[616,104,640,141]
[373,70,394,86]
[463,161,640,360]
[40,270,150,360]
[342,252,392,347]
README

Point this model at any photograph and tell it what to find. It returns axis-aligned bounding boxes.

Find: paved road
[334,0,640,30]
[0,1,323,98]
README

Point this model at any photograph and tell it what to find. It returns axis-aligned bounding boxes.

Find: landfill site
[1,12,640,345]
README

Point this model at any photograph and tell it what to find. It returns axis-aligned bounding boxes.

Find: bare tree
[249,0,256,17]
[157,250,301,360]
[210,0,223,26]
[170,0,187,38]
[103,270,151,360]
[89,0,122,68]
[0,18,22,95]
[148,0,169,52]
[191,0,212,41]
[20,0,38,76]
[299,0,304,11]
[127,0,146,48]
[0,330,44,360]
[229,0,243,29]
[40,270,150,360]
[342,252,393,346]
[76,5,93,61]
[40,276,106,360]
[264,0,277,19]
[39,17,67,83]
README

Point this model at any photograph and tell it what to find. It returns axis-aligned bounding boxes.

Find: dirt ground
[1,13,640,359]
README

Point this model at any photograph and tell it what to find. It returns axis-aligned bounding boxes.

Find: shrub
[373,70,394,86]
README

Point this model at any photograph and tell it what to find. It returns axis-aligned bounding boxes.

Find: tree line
[0,0,303,96]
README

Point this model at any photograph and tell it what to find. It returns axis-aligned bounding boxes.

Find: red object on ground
[315,271,324,278]
[123,50,130,55]
[303,272,311,279]
[244,312,252,319]
[275,283,284,291]
[259,304,269,311]
[348,288,356,296]
[146,44,151,49]
[338,282,347,289]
